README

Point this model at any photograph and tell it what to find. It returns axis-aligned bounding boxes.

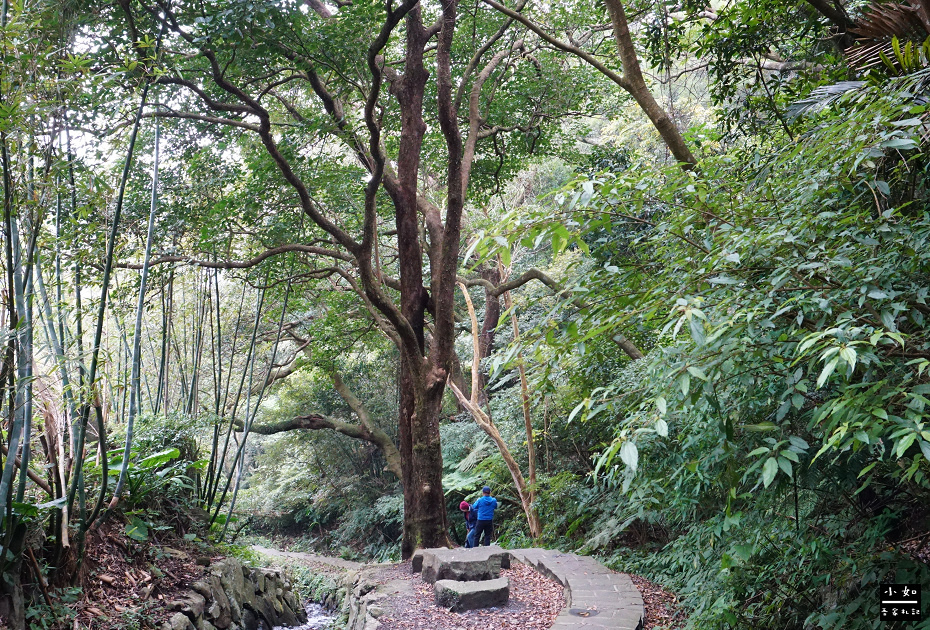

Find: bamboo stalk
[220,281,292,540]
[69,21,165,534]
[209,283,266,526]
[111,110,161,506]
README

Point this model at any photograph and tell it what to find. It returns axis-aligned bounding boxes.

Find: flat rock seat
[413,546,511,584]
[434,577,510,612]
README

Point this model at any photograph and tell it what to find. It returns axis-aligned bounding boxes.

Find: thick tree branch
[246,413,402,478]
[459,267,560,296]
[462,40,524,193]
[804,0,851,31]
[603,0,697,166]
[429,0,467,389]
[154,76,257,113]
[448,284,540,536]
[116,244,352,270]
[483,0,696,167]
[144,111,259,131]
[454,0,528,111]
[480,0,630,89]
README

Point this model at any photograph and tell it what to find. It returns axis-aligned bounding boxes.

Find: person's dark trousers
[475,519,493,546]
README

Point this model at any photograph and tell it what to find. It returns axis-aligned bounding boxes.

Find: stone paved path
[509,548,644,630]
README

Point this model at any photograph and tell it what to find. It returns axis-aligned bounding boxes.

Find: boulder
[168,592,206,620]
[434,577,510,612]
[192,576,232,629]
[411,549,426,573]
[163,612,196,630]
[240,608,260,630]
[157,556,306,630]
[419,546,510,584]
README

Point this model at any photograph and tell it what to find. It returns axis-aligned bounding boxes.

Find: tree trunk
[399,384,450,558]
[389,6,451,559]
[452,283,541,538]
[475,266,501,407]
[603,0,697,167]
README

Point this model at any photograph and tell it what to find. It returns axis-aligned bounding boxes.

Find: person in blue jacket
[471,486,498,546]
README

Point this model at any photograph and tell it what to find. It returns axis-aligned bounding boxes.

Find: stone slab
[434,577,510,612]
[506,549,644,630]
[418,546,510,584]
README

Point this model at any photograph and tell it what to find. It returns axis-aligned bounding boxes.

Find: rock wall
[161,557,306,630]
[344,568,388,630]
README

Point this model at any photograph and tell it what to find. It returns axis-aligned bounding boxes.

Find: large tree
[103,0,594,555]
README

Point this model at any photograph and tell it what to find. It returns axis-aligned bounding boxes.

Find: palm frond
[788,81,867,117]
[845,1,930,72]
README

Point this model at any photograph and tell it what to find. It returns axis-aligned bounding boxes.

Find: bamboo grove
[0,0,315,597]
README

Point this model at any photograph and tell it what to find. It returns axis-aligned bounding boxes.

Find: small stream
[269,602,337,630]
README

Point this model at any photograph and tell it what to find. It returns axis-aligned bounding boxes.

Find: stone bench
[411,546,644,627]
[412,546,510,584]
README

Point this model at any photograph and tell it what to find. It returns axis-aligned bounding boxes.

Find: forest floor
[72,518,210,629]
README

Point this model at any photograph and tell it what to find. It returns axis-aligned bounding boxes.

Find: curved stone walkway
[508,548,644,630]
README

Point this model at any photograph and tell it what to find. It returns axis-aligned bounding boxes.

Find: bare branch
[459,268,645,359]
[454,0,528,111]
[115,243,353,270]
[460,267,561,296]
[144,111,260,131]
[480,0,630,90]
[462,40,524,193]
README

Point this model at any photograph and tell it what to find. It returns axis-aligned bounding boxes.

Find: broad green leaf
[762,457,778,488]
[11,502,38,517]
[858,461,879,478]
[687,366,708,381]
[788,436,809,450]
[920,440,930,464]
[656,419,669,438]
[619,441,639,471]
[777,456,793,477]
[37,497,68,510]
[880,137,918,150]
[732,544,754,561]
[839,346,857,372]
[139,448,181,470]
[125,517,149,541]
[689,316,706,346]
[817,356,839,388]
[895,433,916,458]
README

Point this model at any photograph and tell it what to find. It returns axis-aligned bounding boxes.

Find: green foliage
[288,565,340,608]
[481,62,930,628]
[24,586,80,630]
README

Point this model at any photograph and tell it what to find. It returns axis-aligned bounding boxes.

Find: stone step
[434,577,510,612]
